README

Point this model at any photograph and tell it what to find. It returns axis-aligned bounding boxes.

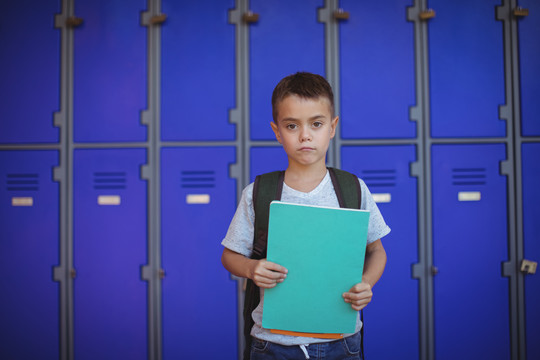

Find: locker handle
[149,14,167,25]
[66,16,84,28]
[243,11,259,24]
[70,268,77,278]
[419,9,436,21]
[431,266,439,276]
[521,259,537,275]
[333,9,350,21]
[513,7,529,17]
[159,269,166,279]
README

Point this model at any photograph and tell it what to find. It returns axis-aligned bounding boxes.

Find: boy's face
[271,95,338,169]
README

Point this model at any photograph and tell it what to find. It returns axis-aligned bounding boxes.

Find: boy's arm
[342,239,387,311]
[221,248,288,289]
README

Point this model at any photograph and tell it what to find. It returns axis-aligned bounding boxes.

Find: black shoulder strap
[243,170,284,360]
[328,167,362,209]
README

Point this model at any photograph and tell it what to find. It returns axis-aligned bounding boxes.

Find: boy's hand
[251,259,288,289]
[342,281,373,311]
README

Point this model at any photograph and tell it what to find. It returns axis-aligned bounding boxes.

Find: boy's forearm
[221,248,255,280]
[362,239,387,288]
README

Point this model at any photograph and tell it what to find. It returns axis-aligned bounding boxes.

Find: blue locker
[73,0,147,142]
[428,0,506,138]
[432,144,509,359]
[0,1,59,144]
[342,146,419,360]
[73,149,147,360]
[161,147,237,359]
[522,143,540,359]
[518,0,540,136]
[0,151,59,359]
[250,0,325,140]
[161,0,236,141]
[340,0,416,139]
[250,147,289,181]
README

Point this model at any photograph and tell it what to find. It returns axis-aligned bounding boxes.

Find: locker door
[342,145,419,360]
[432,144,509,359]
[250,147,289,181]
[250,0,325,140]
[161,147,237,360]
[73,149,147,360]
[0,1,59,144]
[73,0,147,142]
[518,0,540,136]
[161,0,235,141]
[428,0,505,138]
[340,0,415,139]
[522,143,540,359]
[0,151,59,360]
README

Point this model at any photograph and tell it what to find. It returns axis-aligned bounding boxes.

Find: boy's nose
[300,128,312,142]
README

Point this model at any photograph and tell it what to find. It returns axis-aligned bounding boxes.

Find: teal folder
[262,201,370,335]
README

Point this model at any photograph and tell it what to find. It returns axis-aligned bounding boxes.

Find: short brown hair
[271,72,334,122]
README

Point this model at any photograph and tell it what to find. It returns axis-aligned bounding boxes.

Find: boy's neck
[284,162,328,193]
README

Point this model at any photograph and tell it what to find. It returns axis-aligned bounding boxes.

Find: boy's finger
[264,261,288,274]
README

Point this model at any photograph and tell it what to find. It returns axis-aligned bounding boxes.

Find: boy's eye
[312,121,323,128]
[286,124,297,130]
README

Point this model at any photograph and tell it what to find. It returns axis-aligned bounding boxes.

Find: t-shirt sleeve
[221,182,255,257]
[359,178,391,244]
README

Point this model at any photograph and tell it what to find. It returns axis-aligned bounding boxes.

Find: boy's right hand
[251,259,288,289]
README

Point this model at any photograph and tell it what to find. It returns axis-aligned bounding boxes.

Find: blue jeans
[250,331,363,360]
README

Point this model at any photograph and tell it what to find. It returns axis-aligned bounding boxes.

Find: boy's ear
[270,121,282,144]
[330,116,339,138]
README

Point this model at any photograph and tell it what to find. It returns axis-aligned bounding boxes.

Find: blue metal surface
[161,147,237,360]
[522,143,540,359]
[518,0,540,137]
[428,0,506,138]
[340,0,416,139]
[250,147,289,181]
[0,151,59,359]
[73,149,147,360]
[342,145,419,360]
[0,1,60,144]
[250,0,325,140]
[432,144,509,359]
[161,0,236,141]
[73,0,147,142]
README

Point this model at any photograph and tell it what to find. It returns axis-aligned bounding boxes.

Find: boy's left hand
[342,282,373,311]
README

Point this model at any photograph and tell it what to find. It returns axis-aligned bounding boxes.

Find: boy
[221,72,390,360]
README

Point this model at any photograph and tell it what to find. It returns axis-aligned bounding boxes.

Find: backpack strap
[243,170,284,360]
[328,167,362,210]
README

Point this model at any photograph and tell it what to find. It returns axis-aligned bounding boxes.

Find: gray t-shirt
[222,171,391,346]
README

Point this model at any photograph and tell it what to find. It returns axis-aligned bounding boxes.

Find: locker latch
[513,7,529,18]
[243,11,259,24]
[159,269,166,279]
[66,16,84,28]
[333,9,350,21]
[149,14,167,25]
[419,9,436,21]
[520,259,537,275]
[70,268,77,278]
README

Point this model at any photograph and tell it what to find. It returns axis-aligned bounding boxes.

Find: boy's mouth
[298,146,315,151]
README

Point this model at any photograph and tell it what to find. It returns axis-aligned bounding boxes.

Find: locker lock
[513,7,529,17]
[419,9,436,21]
[333,9,350,21]
[520,259,537,275]
[431,266,439,276]
[243,11,259,24]
[70,269,77,278]
[66,16,84,28]
[159,269,166,279]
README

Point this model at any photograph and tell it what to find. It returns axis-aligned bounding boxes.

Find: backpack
[243,167,364,360]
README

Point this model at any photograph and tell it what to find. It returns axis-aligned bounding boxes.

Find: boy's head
[271,72,334,122]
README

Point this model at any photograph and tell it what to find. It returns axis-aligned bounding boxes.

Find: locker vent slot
[6,173,39,191]
[181,170,216,188]
[361,169,396,188]
[93,172,127,190]
[451,168,486,186]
